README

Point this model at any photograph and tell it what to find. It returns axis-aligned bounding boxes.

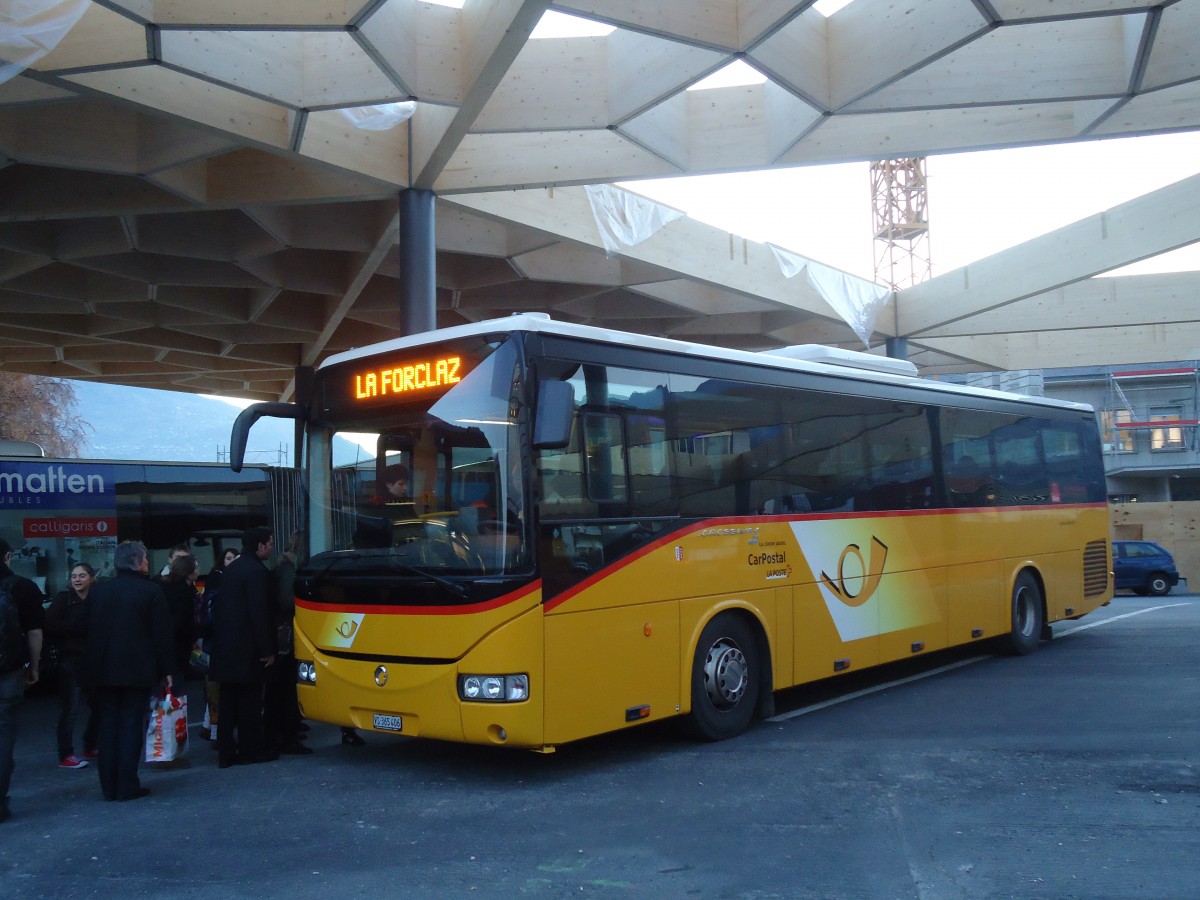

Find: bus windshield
[312,337,528,576]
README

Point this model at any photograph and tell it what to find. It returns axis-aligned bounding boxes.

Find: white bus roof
[320,313,1093,414]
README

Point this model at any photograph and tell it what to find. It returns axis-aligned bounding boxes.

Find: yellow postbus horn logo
[336,620,359,639]
[820,536,889,608]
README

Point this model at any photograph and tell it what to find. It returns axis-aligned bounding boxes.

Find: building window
[1100,409,1135,453]
[1150,407,1184,451]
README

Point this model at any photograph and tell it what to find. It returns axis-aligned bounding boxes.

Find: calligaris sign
[0,462,118,511]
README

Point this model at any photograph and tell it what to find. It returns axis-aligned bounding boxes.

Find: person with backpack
[0,537,46,824]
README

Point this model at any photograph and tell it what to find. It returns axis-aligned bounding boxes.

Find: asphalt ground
[1,593,1197,899]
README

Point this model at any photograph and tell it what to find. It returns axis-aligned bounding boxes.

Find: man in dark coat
[84,540,173,802]
[0,537,45,823]
[210,526,276,768]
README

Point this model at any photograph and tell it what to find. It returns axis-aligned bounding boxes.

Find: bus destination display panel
[320,341,486,420]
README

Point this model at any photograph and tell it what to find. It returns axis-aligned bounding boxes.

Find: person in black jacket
[209,527,276,768]
[264,531,310,755]
[160,554,199,690]
[0,537,45,824]
[45,563,100,769]
[84,541,173,802]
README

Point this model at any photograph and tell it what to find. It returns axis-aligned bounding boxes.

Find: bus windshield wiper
[306,553,466,599]
[308,552,362,590]
[385,562,468,599]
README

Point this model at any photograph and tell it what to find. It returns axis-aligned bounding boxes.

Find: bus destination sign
[352,354,465,402]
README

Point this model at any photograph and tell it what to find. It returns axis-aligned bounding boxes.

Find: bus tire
[687,613,760,742]
[999,571,1044,656]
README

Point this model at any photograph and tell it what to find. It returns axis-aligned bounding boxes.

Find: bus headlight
[458,673,528,703]
[297,660,317,685]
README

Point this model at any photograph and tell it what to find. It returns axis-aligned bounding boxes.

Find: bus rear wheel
[999,571,1044,656]
[687,614,760,741]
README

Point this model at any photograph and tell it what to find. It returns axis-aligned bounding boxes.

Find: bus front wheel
[999,571,1044,656]
[687,613,760,741]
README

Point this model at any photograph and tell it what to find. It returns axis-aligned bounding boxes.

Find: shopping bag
[145,691,189,763]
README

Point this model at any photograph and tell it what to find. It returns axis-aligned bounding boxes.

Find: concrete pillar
[399,188,437,336]
[292,365,314,469]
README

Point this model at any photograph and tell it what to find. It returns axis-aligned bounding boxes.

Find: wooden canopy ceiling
[2,0,1200,399]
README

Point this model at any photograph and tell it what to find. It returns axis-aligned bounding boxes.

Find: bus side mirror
[230,402,304,472]
[532,381,573,450]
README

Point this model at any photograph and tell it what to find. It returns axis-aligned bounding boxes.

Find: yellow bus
[232,314,1112,750]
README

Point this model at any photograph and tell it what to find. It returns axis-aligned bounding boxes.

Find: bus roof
[321,313,1094,414]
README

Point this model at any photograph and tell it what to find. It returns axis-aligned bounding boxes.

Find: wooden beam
[413,0,552,188]
[897,172,1200,335]
[446,187,874,323]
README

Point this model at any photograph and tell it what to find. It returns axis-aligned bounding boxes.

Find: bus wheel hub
[704,638,747,708]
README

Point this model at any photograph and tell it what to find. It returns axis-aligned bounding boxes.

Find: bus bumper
[293,606,546,749]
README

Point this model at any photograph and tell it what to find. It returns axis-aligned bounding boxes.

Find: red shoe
[59,755,89,769]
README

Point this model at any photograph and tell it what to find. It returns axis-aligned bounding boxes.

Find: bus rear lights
[833,658,851,672]
[911,641,925,653]
[297,661,317,685]
[459,674,529,703]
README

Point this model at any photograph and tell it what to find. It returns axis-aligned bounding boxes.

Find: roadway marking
[1054,602,1187,637]
[767,601,1190,723]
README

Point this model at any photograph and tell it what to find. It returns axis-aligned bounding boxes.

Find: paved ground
[1,594,1197,899]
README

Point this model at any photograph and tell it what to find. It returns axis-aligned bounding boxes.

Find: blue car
[1112,540,1181,596]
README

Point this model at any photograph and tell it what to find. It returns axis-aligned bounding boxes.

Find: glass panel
[1100,409,1136,453]
[312,338,528,574]
[583,412,627,503]
[1150,406,1184,451]
[538,363,668,518]
[941,408,1000,507]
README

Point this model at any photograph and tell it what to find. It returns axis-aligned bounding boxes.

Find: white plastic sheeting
[769,244,891,347]
[338,101,417,131]
[0,0,89,86]
[584,184,685,255]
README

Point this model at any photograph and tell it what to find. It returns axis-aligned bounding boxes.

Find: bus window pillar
[400,188,437,336]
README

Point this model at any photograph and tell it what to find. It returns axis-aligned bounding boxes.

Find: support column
[292,365,314,470]
[885,336,909,360]
[399,188,437,336]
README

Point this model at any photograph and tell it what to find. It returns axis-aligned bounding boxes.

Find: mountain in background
[71,381,296,464]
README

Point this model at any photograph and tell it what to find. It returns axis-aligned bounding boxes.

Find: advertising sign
[0,461,118,510]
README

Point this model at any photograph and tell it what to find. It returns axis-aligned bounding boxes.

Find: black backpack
[0,575,27,675]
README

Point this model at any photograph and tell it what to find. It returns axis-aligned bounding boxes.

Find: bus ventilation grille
[1082,540,1110,598]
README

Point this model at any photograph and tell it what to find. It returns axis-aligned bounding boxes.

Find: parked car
[1112,540,1181,596]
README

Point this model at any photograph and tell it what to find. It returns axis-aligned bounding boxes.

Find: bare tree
[0,373,92,457]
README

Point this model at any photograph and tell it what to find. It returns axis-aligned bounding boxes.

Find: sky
[624,131,1200,284]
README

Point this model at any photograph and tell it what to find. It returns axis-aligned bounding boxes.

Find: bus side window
[537,411,595,519]
[583,411,628,505]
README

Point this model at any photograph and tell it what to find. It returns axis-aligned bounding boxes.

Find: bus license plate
[372,714,403,732]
